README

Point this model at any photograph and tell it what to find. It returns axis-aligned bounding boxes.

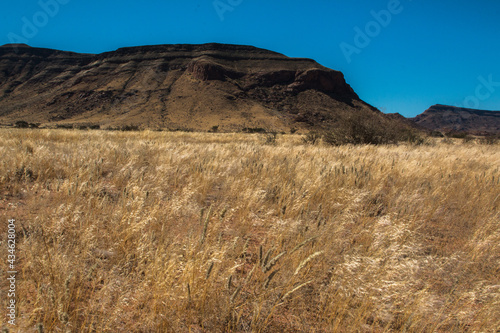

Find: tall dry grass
[0,129,498,332]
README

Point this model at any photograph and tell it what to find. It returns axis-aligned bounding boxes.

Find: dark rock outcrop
[186,57,243,81]
[287,69,358,98]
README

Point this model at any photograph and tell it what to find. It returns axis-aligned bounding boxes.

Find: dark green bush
[463,135,475,143]
[429,130,444,137]
[242,127,266,133]
[56,124,74,129]
[479,134,499,145]
[323,117,392,146]
[264,132,277,145]
[445,131,468,139]
[302,131,321,145]
[15,120,29,128]
[120,125,140,131]
[322,116,425,146]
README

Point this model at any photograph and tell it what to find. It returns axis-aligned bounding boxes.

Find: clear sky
[1,0,499,117]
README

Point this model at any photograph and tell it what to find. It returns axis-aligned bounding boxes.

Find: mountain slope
[1,43,395,131]
[412,104,500,134]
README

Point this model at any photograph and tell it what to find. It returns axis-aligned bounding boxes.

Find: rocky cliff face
[412,104,500,134]
[0,43,385,131]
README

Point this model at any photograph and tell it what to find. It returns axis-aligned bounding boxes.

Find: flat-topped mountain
[0,43,401,131]
[412,104,500,134]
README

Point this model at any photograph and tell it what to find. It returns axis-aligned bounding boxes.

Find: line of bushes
[303,116,426,146]
[15,121,40,128]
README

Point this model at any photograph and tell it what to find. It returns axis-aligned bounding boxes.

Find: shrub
[442,137,454,145]
[15,120,29,128]
[429,130,444,137]
[264,132,277,145]
[445,131,468,139]
[479,134,499,145]
[120,125,140,131]
[323,117,394,146]
[397,129,426,145]
[56,124,74,129]
[242,127,266,133]
[321,115,426,146]
[463,135,475,144]
[302,131,321,145]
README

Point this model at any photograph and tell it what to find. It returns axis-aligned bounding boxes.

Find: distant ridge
[1,43,31,48]
[0,43,404,132]
[412,104,500,134]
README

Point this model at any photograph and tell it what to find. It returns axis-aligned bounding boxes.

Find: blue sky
[1,0,499,117]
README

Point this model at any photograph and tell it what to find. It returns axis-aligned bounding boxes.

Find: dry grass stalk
[263,270,280,289]
[290,236,319,254]
[263,251,286,273]
[206,262,214,280]
[294,251,324,275]
[230,286,242,304]
[200,205,212,245]
[281,280,313,301]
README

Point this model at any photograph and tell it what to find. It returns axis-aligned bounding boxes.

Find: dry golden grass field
[0,129,499,332]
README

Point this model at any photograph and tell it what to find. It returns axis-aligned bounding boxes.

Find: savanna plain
[0,129,499,332]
